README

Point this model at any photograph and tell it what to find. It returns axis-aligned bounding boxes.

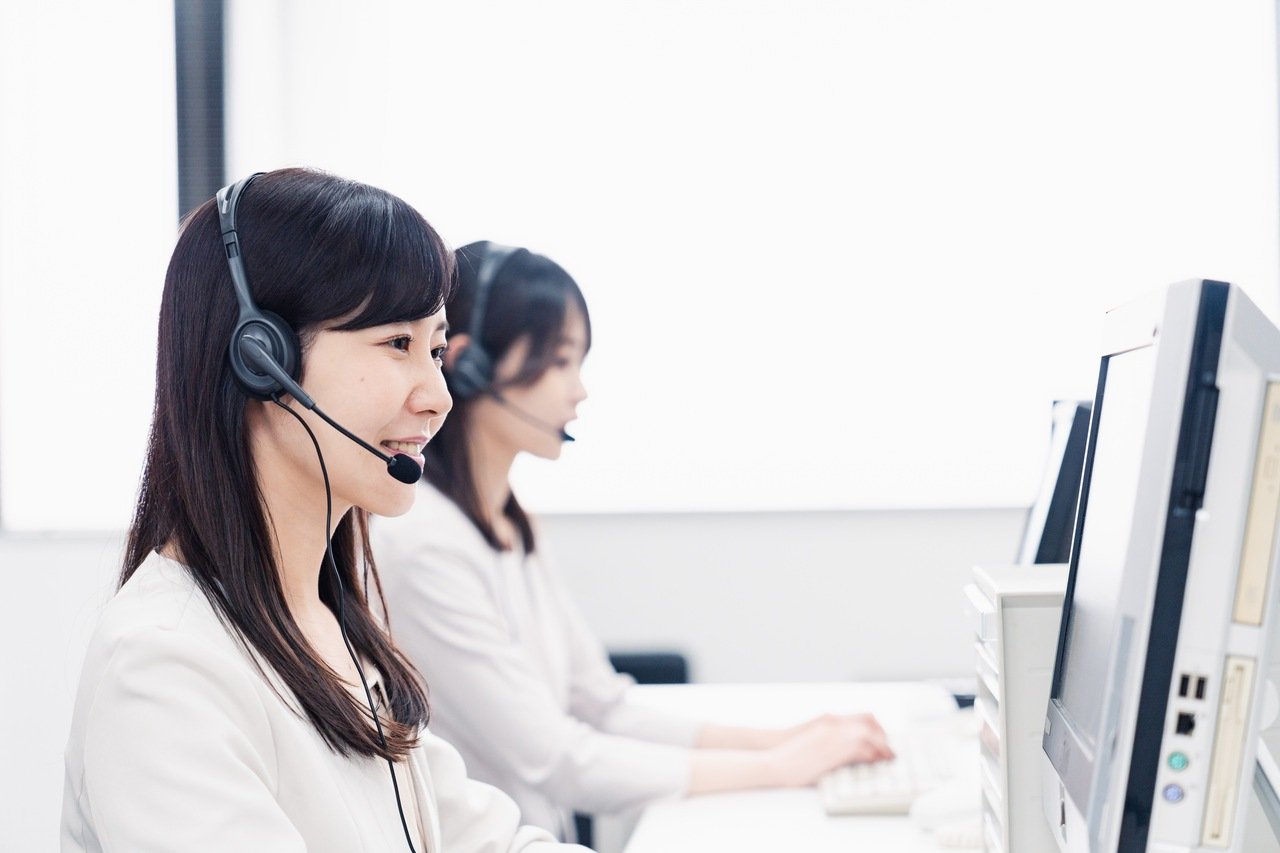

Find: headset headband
[467,242,518,346]
[215,172,266,323]
[214,172,303,400]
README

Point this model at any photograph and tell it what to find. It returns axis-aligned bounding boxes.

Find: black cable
[271,397,420,853]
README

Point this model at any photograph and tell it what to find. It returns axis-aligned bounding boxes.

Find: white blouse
[371,483,700,839]
[61,551,587,853]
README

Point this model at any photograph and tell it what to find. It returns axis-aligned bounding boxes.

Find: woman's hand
[688,711,896,794]
[768,713,895,787]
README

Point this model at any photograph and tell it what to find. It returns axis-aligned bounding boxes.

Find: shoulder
[91,552,238,657]
[73,553,265,721]
[66,553,277,776]
[371,485,511,615]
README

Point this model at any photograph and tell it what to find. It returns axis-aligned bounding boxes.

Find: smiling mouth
[381,440,426,456]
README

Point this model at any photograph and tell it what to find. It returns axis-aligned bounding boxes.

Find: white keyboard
[818,728,961,815]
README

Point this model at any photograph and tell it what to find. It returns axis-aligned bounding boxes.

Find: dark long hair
[123,168,452,760]
[423,241,591,553]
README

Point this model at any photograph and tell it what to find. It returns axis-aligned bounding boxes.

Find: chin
[529,441,564,461]
[360,483,419,518]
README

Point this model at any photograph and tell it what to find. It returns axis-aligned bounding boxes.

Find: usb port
[1176,712,1196,735]
[1180,675,1191,697]
[1196,677,1207,700]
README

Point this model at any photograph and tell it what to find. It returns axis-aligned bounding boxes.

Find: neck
[467,420,518,532]
[250,428,353,619]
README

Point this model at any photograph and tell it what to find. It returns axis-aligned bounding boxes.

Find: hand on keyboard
[819,715,977,816]
[771,713,896,787]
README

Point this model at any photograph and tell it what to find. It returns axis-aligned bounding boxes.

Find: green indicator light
[1169,752,1189,771]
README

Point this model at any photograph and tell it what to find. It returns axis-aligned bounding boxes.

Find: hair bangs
[329,195,455,332]
[242,172,454,337]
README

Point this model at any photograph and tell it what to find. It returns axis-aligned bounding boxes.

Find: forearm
[688,748,789,794]
[694,722,790,751]
[689,716,896,794]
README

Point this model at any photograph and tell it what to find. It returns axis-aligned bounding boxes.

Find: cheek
[527,376,565,405]
[344,379,402,423]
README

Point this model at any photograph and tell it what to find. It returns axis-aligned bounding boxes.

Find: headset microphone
[240,340,423,483]
[488,389,576,443]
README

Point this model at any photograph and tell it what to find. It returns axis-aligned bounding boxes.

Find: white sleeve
[385,541,692,814]
[65,627,305,852]
[418,729,591,853]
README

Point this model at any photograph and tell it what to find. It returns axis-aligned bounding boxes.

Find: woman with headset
[62,172,587,853]
[371,241,895,841]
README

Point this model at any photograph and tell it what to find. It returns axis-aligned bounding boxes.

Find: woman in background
[62,173,587,853]
[371,241,893,841]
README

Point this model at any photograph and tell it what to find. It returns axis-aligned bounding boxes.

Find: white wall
[542,507,1025,682]
[5,3,1269,531]
[0,534,126,850]
[219,0,1280,517]
[0,505,1022,850]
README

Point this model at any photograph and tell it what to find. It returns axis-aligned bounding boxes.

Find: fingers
[785,712,898,776]
[860,719,892,758]
[834,716,894,761]
[830,721,894,765]
[855,713,888,738]
[855,727,894,763]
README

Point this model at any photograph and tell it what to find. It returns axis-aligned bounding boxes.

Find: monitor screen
[1055,347,1157,747]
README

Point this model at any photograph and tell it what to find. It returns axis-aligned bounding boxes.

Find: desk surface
[621,681,970,853]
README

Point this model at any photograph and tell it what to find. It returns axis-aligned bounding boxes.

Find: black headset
[216,172,305,401]
[447,241,520,400]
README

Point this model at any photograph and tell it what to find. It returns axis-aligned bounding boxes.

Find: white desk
[620,681,969,853]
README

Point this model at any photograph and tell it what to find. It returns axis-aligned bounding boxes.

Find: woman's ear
[444,334,471,371]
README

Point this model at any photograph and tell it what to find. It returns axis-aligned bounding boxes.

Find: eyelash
[388,335,448,365]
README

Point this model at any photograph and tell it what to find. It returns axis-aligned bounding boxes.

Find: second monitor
[1017,399,1092,566]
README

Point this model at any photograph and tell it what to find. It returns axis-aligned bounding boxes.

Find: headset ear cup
[447,344,494,401]
[449,242,517,402]
[228,310,302,400]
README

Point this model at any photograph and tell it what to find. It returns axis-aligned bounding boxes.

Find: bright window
[3,2,1275,529]
[0,1,177,531]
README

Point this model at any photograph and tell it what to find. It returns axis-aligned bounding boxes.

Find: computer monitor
[1017,399,1092,565]
[1041,279,1280,851]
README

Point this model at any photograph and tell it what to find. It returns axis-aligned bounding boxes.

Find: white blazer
[61,551,588,853]
[371,483,700,839]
